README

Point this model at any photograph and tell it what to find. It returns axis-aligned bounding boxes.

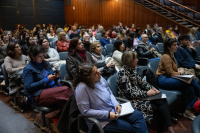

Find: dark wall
[0,0,65,31]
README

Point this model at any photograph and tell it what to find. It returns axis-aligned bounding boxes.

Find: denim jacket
[23,61,55,96]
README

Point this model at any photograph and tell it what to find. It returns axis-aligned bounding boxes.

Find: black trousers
[151,98,172,133]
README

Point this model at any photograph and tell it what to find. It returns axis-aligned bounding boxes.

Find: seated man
[174,34,200,78]
[136,34,161,61]
[82,33,91,52]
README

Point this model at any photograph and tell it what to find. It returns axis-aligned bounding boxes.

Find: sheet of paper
[119,102,134,117]
[162,94,167,98]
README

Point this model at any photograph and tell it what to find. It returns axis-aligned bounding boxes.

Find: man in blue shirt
[174,34,200,78]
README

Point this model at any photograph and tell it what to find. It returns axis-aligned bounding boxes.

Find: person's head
[56,28,64,35]
[156,27,163,33]
[115,26,119,32]
[131,24,135,29]
[26,36,35,47]
[113,40,125,53]
[90,41,102,54]
[188,27,197,36]
[22,31,30,40]
[83,33,90,43]
[122,50,138,67]
[36,24,41,31]
[28,45,48,68]
[73,63,101,89]
[154,23,158,30]
[119,22,122,27]
[141,34,148,43]
[112,25,115,29]
[120,29,126,35]
[58,31,66,41]
[1,35,9,43]
[39,38,49,49]
[68,37,84,56]
[98,26,104,33]
[38,31,44,40]
[147,28,153,36]
[174,25,179,31]
[6,41,22,58]
[0,37,4,46]
[178,34,190,46]
[6,31,13,40]
[88,29,93,37]
[47,27,54,33]
[146,24,150,29]
[101,31,108,38]
[136,28,141,34]
[163,38,178,54]
[167,25,173,31]
[73,29,78,34]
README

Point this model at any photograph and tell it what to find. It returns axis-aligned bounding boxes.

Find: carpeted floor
[0,92,194,133]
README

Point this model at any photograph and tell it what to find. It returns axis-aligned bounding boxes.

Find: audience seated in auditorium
[107,28,117,39]
[47,27,55,38]
[0,37,7,67]
[117,29,127,41]
[26,36,35,48]
[135,28,141,38]
[173,25,181,38]
[2,34,9,45]
[23,45,73,110]
[153,23,159,32]
[88,28,97,43]
[174,34,200,78]
[57,31,70,52]
[69,29,80,39]
[19,31,29,55]
[155,27,165,43]
[136,34,161,61]
[128,32,139,49]
[166,25,177,39]
[99,31,110,47]
[65,37,95,80]
[188,27,199,42]
[117,50,175,133]
[157,38,200,120]
[74,63,148,133]
[111,40,125,71]
[82,33,91,52]
[39,38,60,67]
[90,41,115,79]
[147,28,156,45]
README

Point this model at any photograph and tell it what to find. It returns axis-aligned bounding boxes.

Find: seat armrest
[78,114,104,133]
[60,80,74,90]
[115,97,129,103]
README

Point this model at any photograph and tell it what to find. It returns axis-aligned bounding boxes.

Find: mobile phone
[55,70,60,74]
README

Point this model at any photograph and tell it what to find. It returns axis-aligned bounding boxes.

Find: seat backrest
[107,74,118,97]
[164,0,172,6]
[95,33,102,40]
[195,46,200,57]
[101,47,107,56]
[159,0,165,4]
[195,13,200,20]
[111,38,116,44]
[147,60,160,77]
[48,38,53,42]
[57,64,67,80]
[1,64,9,87]
[176,0,183,4]
[104,44,113,55]
[136,66,149,78]
[178,6,186,13]
[59,52,68,60]
[156,43,164,53]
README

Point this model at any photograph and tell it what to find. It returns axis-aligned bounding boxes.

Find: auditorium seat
[101,47,107,56]
[156,43,164,54]
[192,115,200,133]
[59,52,68,60]
[104,44,114,56]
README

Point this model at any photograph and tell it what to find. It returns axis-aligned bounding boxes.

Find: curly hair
[73,63,96,89]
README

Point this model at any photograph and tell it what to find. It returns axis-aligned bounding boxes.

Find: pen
[113,107,118,121]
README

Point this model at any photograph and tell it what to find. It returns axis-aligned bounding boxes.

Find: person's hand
[54,71,60,78]
[107,61,115,68]
[149,43,152,46]
[20,66,24,70]
[147,89,157,96]
[44,59,49,62]
[126,47,130,50]
[115,105,121,114]
[109,112,118,120]
[178,68,185,75]
[150,48,155,52]
[151,88,160,94]
[196,65,200,70]
[188,45,195,51]
[48,74,56,81]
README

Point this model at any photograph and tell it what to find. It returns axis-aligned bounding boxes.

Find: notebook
[142,92,162,101]
[171,75,194,84]
[116,102,134,117]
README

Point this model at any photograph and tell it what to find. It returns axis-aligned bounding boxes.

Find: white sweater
[46,48,60,66]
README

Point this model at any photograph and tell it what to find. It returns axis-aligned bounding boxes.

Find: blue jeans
[91,110,148,133]
[157,75,197,109]
[149,57,161,62]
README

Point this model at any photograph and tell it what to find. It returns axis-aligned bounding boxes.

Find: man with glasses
[82,33,91,52]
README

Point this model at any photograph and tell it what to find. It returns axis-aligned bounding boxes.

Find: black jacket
[148,35,156,45]
[57,92,80,133]
[65,51,96,80]
[83,41,91,52]
[19,39,28,55]
[136,42,155,59]
[155,33,164,43]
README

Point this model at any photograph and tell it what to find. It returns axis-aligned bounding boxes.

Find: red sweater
[57,40,70,52]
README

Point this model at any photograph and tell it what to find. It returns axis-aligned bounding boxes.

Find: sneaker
[183,109,196,120]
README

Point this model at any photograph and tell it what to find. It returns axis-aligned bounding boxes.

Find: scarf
[77,50,87,62]
[91,52,103,60]
[123,65,136,75]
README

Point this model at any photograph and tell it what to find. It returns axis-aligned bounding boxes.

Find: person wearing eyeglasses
[136,34,161,61]
[82,33,91,52]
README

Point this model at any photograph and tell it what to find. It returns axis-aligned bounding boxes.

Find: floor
[0,92,194,133]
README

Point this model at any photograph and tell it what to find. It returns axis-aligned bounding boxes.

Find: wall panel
[64,0,189,34]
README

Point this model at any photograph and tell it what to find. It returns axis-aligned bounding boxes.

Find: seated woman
[110,40,125,71]
[57,31,70,52]
[2,34,9,45]
[65,37,95,80]
[90,41,115,79]
[26,36,35,48]
[74,63,148,133]
[188,27,199,44]
[157,38,200,120]
[0,37,7,69]
[173,25,181,38]
[19,31,30,55]
[128,32,139,49]
[135,28,141,38]
[38,38,60,67]
[4,41,28,76]
[37,31,47,40]
[23,45,73,110]
[117,29,127,41]
[47,27,55,38]
[99,31,110,47]
[117,50,174,133]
